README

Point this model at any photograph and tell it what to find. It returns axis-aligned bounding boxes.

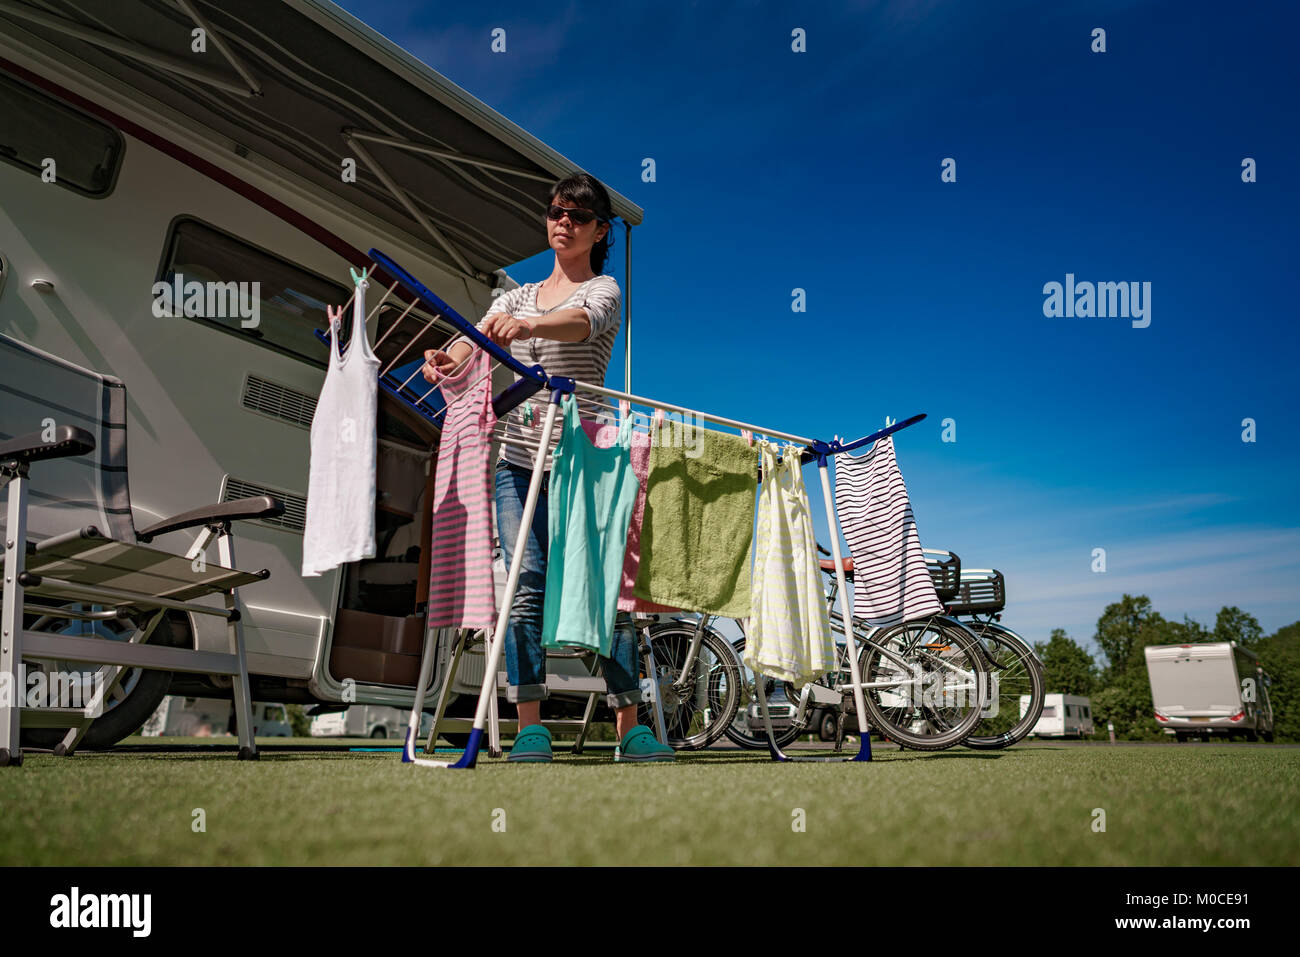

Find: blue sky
[340,0,1300,658]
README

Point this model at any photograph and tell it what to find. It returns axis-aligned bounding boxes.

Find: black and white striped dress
[832,436,943,626]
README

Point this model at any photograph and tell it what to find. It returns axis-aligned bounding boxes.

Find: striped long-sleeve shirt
[449,275,623,471]
[833,436,944,627]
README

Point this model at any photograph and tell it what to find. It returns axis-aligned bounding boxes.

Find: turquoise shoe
[508,724,553,763]
[618,725,676,763]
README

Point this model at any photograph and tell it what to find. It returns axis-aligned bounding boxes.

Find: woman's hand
[481,312,532,345]
[422,346,466,382]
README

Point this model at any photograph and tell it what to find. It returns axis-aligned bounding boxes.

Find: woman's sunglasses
[546,204,604,226]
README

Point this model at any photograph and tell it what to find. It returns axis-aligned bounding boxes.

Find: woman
[422,174,673,763]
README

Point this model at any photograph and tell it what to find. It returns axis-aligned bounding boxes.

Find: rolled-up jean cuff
[507,683,549,704]
[606,689,641,709]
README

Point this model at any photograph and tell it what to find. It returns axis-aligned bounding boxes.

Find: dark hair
[549,173,616,275]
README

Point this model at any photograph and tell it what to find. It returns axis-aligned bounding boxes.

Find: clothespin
[653,408,665,431]
[619,398,631,425]
[350,266,370,288]
[326,304,343,330]
[522,400,535,427]
[884,415,896,427]
[740,428,754,447]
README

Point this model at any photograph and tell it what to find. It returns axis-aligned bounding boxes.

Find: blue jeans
[494,458,641,708]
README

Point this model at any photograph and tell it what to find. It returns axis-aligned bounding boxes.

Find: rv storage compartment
[328,609,426,686]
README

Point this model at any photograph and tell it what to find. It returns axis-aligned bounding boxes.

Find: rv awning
[0,0,643,282]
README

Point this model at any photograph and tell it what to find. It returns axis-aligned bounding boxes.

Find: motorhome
[1022,693,1094,738]
[310,704,431,740]
[141,697,292,737]
[1145,642,1274,742]
[0,0,643,751]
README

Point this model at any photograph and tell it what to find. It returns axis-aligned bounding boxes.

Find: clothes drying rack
[330,247,924,768]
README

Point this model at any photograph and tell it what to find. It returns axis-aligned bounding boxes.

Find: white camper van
[1022,694,1094,738]
[310,705,431,740]
[0,1,644,752]
[142,697,292,737]
[1145,642,1274,742]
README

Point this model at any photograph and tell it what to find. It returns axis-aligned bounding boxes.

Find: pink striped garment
[582,418,678,614]
[426,348,497,629]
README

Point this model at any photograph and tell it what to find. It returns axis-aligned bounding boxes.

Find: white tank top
[301,277,381,576]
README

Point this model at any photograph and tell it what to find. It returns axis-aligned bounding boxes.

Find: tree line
[1033,595,1297,741]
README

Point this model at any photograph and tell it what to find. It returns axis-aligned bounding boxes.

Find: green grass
[3,740,1298,865]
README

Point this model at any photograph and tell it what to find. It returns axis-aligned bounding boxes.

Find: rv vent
[241,374,316,429]
[222,477,307,534]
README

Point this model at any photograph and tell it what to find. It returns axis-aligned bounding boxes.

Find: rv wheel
[20,612,187,751]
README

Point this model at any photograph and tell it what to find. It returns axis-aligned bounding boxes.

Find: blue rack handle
[369,248,547,389]
[805,413,927,463]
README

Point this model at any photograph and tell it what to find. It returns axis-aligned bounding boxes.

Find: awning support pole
[624,221,632,394]
[344,132,482,282]
[173,0,262,96]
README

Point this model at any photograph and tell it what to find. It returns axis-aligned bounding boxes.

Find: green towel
[632,420,757,616]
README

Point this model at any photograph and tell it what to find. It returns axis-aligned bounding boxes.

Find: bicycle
[725,546,992,752]
[804,551,1046,751]
[927,555,1044,750]
[634,612,742,750]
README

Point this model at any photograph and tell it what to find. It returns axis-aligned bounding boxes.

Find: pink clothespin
[326,305,343,330]
[619,398,631,424]
[653,408,665,431]
[741,429,754,447]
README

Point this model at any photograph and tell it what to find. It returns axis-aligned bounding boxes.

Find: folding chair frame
[1,427,277,766]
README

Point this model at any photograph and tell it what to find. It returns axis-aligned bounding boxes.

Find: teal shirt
[542,395,638,656]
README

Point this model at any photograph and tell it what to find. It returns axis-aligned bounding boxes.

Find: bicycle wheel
[959,621,1045,749]
[723,635,805,750]
[857,616,989,751]
[638,621,741,749]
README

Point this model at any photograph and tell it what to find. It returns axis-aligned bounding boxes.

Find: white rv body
[1022,693,1094,738]
[141,697,291,737]
[1145,642,1274,740]
[310,705,431,740]
[0,1,643,747]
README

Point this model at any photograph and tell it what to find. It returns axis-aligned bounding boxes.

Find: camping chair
[0,337,281,766]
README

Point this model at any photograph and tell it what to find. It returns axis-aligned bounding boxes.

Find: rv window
[0,72,124,197]
[1064,704,1072,717]
[1041,706,1057,718]
[158,219,349,368]
[1083,706,1091,718]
